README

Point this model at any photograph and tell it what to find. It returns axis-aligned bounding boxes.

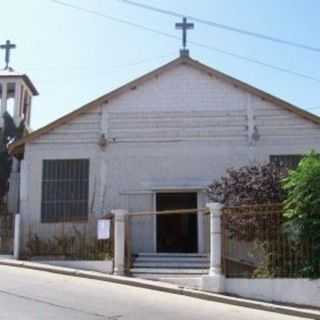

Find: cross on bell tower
[175,17,194,57]
[0,40,16,70]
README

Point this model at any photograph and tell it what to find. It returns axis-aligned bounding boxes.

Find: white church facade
[8,54,320,256]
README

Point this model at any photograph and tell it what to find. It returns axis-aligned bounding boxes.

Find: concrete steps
[130,268,209,275]
[133,262,209,268]
[130,253,209,288]
[136,253,208,257]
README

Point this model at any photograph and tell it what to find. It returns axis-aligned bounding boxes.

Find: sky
[1,0,320,129]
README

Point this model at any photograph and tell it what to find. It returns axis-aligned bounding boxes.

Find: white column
[1,82,7,115]
[14,83,22,125]
[26,94,32,126]
[208,202,223,275]
[112,209,128,276]
[13,214,21,259]
[20,87,26,118]
[201,202,225,293]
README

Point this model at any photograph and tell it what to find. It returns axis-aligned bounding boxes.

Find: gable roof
[9,55,320,155]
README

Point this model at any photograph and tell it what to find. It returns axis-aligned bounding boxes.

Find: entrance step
[136,253,208,257]
[130,272,203,289]
[130,253,209,289]
[157,277,202,289]
[130,268,208,275]
[132,253,210,268]
[132,262,208,268]
[0,255,13,260]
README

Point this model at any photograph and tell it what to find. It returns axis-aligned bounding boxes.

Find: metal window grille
[270,154,303,170]
[41,159,89,223]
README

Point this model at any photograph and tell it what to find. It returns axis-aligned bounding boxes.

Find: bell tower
[0,40,38,129]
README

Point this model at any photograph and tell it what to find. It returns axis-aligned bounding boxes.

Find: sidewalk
[0,258,319,320]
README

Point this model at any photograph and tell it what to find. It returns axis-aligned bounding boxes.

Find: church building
[5,21,320,265]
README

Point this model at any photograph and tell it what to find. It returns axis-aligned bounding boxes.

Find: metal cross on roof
[0,40,16,69]
[175,17,194,56]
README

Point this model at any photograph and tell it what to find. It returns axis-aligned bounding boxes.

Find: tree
[282,151,320,277]
[207,163,287,242]
[207,163,287,206]
[0,112,24,201]
[208,163,292,278]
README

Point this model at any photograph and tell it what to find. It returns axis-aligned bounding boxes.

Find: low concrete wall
[35,260,113,274]
[225,278,320,308]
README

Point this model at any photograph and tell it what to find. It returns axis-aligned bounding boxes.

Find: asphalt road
[0,265,309,320]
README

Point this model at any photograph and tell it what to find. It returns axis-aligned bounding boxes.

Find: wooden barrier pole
[128,207,209,217]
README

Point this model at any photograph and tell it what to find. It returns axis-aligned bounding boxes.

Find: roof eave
[0,73,39,96]
[22,75,39,96]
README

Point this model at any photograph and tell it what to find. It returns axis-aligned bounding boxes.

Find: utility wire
[117,0,320,53]
[50,0,182,39]
[306,106,320,110]
[24,51,176,71]
[49,0,320,83]
[189,40,320,83]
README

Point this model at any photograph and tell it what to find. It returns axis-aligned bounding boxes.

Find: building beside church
[9,52,320,257]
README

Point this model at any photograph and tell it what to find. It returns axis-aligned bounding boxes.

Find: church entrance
[156,192,198,253]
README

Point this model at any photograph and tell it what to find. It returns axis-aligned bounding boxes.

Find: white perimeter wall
[35,260,113,274]
[225,278,320,308]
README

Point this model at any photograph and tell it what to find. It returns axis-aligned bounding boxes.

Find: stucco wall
[35,259,113,274]
[225,278,320,308]
[20,62,320,254]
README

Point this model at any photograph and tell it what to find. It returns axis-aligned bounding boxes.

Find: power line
[49,0,320,83]
[50,0,182,40]
[24,51,176,71]
[189,40,320,83]
[306,106,320,110]
[117,0,320,53]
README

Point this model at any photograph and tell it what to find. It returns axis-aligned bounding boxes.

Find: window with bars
[41,159,89,223]
[270,154,303,170]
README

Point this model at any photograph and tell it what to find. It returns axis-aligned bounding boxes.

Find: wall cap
[206,202,224,213]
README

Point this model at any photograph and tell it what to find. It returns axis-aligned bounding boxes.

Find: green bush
[282,151,320,278]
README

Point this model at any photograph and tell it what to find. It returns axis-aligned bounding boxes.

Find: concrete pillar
[201,202,225,293]
[13,214,21,259]
[112,209,128,276]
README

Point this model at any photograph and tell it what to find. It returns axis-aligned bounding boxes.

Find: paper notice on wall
[97,219,110,240]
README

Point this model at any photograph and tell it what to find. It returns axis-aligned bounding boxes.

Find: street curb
[0,259,319,319]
